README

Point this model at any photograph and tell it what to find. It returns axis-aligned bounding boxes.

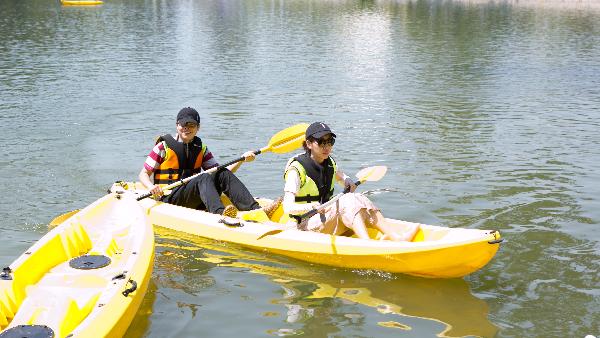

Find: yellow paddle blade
[355,165,387,183]
[265,123,309,154]
[49,209,80,228]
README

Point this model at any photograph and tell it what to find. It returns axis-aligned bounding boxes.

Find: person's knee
[216,168,234,177]
[192,173,215,185]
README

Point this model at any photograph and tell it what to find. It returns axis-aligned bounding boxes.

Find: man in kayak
[282,122,419,241]
[139,107,260,216]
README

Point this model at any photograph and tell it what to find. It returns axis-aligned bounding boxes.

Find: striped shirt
[143,141,219,173]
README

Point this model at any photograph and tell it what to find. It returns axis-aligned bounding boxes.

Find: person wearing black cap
[138,107,260,215]
[281,122,419,241]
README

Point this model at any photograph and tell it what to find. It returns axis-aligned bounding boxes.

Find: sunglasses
[315,137,335,147]
[179,122,199,129]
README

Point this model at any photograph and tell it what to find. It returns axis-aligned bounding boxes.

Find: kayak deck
[0,193,154,337]
[112,182,502,278]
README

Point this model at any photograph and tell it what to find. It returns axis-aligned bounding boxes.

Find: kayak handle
[488,230,504,244]
[1,267,12,280]
[219,218,243,227]
[122,279,138,297]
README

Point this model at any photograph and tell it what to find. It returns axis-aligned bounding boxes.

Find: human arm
[139,142,165,197]
[139,167,163,197]
[227,150,256,173]
[335,168,356,192]
[282,168,320,215]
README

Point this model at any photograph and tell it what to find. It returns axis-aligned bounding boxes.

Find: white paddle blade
[355,166,387,183]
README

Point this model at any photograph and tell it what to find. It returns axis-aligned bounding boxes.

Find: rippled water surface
[1,0,599,337]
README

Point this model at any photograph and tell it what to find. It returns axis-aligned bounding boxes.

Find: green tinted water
[1,0,598,337]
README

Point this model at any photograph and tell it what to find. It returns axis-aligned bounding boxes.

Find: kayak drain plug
[69,255,111,270]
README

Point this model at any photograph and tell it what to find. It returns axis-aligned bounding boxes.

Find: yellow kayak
[61,0,103,5]
[110,181,502,278]
[0,193,154,337]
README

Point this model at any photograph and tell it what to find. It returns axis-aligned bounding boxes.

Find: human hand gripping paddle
[298,165,387,220]
[134,123,309,201]
[256,165,387,240]
[49,123,309,227]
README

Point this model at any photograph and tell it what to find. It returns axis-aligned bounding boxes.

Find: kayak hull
[265,238,500,278]
[0,193,154,337]
[114,182,502,278]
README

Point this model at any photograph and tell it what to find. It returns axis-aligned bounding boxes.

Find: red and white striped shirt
[143,141,219,173]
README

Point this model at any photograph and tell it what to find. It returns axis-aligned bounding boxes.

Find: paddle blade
[49,209,79,228]
[265,123,309,154]
[355,166,387,183]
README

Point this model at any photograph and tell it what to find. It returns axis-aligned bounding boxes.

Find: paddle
[49,209,80,228]
[136,123,309,201]
[256,165,387,240]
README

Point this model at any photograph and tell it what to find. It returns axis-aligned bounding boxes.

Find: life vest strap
[295,195,320,203]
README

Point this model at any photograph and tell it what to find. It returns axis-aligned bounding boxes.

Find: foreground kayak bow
[0,193,154,337]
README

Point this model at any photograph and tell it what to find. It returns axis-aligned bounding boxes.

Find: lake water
[1,0,599,337]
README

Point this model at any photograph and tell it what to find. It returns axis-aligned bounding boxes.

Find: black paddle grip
[136,192,152,201]
[343,180,362,193]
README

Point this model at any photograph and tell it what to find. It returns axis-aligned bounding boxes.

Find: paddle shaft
[297,180,362,220]
[136,146,268,201]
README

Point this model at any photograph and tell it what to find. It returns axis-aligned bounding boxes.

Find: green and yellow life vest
[284,152,338,204]
[153,134,207,185]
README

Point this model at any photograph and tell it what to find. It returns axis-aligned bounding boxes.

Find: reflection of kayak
[156,227,499,337]
[61,0,103,5]
[0,194,154,337]
[111,182,502,278]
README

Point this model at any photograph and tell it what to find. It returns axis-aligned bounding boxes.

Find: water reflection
[154,227,498,338]
[2,0,599,336]
[124,280,157,338]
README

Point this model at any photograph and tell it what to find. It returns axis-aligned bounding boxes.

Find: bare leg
[347,211,371,239]
[369,211,419,242]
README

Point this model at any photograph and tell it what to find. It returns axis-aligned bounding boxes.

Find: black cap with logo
[177,107,200,125]
[306,122,336,139]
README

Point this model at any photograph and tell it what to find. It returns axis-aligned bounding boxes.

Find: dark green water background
[1,0,598,337]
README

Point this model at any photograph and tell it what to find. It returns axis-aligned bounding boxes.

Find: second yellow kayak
[61,0,103,6]
[0,193,154,337]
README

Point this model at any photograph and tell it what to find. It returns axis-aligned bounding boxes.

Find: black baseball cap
[177,107,200,125]
[306,122,336,139]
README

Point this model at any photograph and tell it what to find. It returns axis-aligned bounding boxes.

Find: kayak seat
[0,221,95,329]
[239,209,270,223]
[87,233,123,258]
[14,284,101,337]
